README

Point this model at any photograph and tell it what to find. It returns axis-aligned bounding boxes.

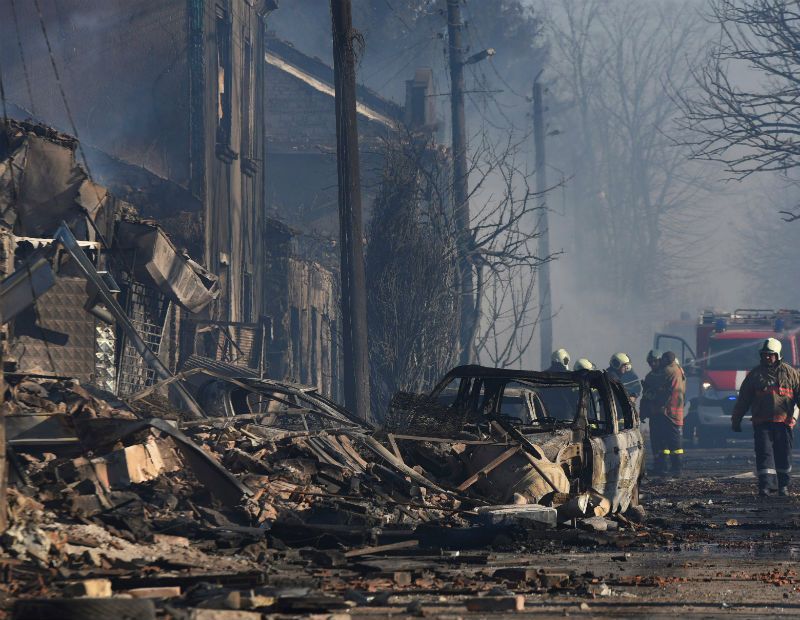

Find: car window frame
[586,385,614,435]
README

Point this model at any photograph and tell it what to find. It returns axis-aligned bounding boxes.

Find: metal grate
[116,281,171,397]
[181,318,269,372]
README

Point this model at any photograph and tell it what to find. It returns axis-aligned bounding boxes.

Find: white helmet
[647,349,662,365]
[551,348,570,366]
[574,358,595,371]
[760,337,782,359]
[610,352,631,370]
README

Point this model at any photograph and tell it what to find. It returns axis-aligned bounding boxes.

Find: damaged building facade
[0,0,276,384]
[264,37,439,397]
[0,3,439,401]
[0,120,218,409]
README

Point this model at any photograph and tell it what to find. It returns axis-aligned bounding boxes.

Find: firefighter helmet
[551,348,570,366]
[647,349,662,364]
[760,337,782,359]
[610,352,630,370]
[574,358,595,371]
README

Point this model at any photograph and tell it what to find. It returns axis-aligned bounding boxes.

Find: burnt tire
[13,598,156,620]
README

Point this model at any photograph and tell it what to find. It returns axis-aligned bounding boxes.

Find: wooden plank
[344,540,419,558]
[389,434,505,445]
[304,437,342,467]
[321,435,359,470]
[360,436,448,493]
[337,435,369,471]
[387,433,403,461]
[456,446,519,492]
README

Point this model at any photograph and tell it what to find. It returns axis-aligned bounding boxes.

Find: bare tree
[466,130,556,367]
[366,136,460,417]
[546,0,710,306]
[366,127,554,416]
[679,0,800,180]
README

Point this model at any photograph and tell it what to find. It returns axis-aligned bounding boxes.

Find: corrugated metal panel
[10,277,96,380]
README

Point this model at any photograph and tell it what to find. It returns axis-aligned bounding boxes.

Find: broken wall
[0,0,274,343]
[262,220,338,398]
[199,0,270,326]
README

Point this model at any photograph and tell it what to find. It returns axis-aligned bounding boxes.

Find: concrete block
[63,578,112,598]
[99,435,180,488]
[124,586,182,599]
[476,504,558,528]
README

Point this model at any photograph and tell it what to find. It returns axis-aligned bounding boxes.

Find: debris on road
[0,363,655,614]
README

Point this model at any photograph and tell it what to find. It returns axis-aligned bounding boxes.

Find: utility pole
[532,79,553,370]
[330,0,371,422]
[446,0,474,365]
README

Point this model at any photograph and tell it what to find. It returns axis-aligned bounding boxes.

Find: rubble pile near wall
[0,375,655,618]
[0,376,472,616]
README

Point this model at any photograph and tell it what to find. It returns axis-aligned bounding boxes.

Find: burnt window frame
[609,380,635,430]
[215,4,236,162]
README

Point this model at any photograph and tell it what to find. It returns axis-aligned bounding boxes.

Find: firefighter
[646,349,662,373]
[607,352,642,402]
[646,351,686,476]
[732,338,800,497]
[640,349,663,471]
[573,358,595,371]
[547,349,571,372]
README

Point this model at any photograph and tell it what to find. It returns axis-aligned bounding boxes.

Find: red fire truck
[654,309,800,447]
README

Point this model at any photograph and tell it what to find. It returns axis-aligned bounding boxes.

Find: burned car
[382,365,645,514]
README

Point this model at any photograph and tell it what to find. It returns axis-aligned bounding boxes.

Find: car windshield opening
[500,380,580,426]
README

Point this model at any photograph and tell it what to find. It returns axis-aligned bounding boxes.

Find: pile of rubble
[0,372,648,618]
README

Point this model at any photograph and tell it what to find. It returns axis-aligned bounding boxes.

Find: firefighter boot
[652,453,668,477]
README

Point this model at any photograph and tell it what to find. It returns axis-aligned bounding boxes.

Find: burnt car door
[586,373,643,512]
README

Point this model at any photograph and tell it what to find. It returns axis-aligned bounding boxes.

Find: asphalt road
[338,443,800,618]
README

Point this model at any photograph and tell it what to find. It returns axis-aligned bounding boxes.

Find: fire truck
[654,309,800,447]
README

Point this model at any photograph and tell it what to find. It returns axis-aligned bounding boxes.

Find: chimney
[404,68,436,132]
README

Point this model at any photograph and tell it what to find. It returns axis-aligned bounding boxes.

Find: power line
[381,0,413,32]
[31,0,110,250]
[9,0,36,117]
[374,35,439,92]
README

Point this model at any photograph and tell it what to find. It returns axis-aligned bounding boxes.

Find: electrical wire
[9,0,36,117]
[32,0,111,250]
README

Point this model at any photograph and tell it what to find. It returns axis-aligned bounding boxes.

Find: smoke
[273,0,773,376]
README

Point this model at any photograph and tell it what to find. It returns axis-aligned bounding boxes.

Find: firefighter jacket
[732,362,800,428]
[639,368,663,419]
[644,361,686,426]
